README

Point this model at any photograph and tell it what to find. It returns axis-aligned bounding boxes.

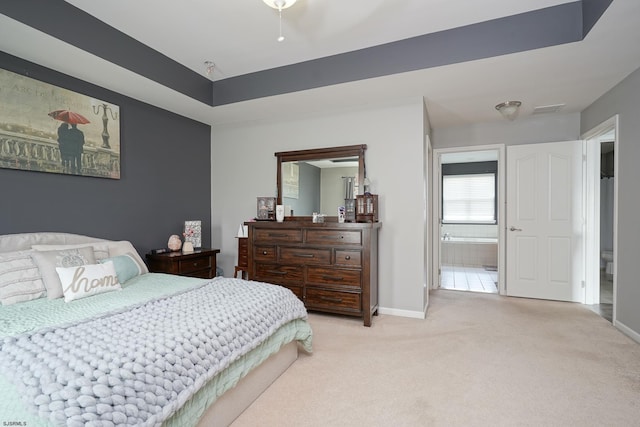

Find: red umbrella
[48,110,90,124]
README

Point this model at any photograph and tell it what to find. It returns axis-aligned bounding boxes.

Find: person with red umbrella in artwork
[49,110,89,174]
[56,122,72,173]
[68,123,85,174]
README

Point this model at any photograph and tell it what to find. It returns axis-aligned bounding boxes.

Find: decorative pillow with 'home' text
[56,261,122,303]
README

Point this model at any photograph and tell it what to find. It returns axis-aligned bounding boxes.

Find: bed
[0,232,313,426]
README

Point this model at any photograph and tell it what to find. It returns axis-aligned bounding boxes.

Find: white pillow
[57,261,121,302]
[32,240,148,274]
[0,250,46,305]
[31,247,96,299]
[32,243,110,261]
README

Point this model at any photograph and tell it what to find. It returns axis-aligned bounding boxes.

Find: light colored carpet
[231,290,640,427]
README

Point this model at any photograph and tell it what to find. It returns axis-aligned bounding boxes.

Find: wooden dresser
[247,221,381,326]
[234,237,248,279]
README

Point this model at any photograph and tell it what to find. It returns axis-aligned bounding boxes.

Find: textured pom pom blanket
[0,278,311,427]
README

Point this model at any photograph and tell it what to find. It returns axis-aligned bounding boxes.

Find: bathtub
[441,237,498,267]
[441,237,498,243]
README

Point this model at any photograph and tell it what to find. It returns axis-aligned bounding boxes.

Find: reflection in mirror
[281,158,358,216]
[276,145,366,218]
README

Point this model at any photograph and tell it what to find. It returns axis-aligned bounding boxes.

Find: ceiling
[2,0,640,128]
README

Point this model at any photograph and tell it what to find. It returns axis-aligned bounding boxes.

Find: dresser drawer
[306,229,361,246]
[305,288,361,313]
[254,228,302,243]
[254,263,303,284]
[280,247,330,265]
[179,256,211,274]
[254,245,277,261]
[335,250,361,267]
[307,266,361,287]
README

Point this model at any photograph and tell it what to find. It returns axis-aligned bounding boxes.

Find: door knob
[509,226,523,231]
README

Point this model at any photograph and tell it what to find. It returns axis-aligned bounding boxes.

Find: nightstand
[146,248,220,279]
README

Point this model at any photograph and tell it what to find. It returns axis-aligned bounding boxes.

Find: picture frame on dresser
[256,197,276,220]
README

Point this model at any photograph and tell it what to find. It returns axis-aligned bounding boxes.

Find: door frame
[582,116,619,318]
[431,144,506,294]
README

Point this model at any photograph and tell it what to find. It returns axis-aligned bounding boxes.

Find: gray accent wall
[0,52,212,259]
[581,67,640,339]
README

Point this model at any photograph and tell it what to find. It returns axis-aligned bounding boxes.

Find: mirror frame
[275,144,367,219]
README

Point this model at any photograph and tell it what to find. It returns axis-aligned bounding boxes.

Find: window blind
[442,173,495,223]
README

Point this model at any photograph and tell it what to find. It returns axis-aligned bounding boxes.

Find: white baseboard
[378,306,426,319]
[614,319,640,344]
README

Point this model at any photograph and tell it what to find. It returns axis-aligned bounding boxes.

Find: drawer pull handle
[267,270,288,275]
[345,255,351,260]
[268,233,288,237]
[322,275,343,281]
[294,253,314,258]
[320,296,343,303]
[262,251,268,255]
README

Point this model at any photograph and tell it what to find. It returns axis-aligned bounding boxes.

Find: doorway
[432,145,505,294]
[583,117,618,323]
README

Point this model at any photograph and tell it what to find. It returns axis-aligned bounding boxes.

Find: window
[442,173,496,223]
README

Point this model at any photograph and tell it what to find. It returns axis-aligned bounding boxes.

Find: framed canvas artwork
[0,68,121,179]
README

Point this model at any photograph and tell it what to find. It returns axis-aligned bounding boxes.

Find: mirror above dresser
[275,145,366,218]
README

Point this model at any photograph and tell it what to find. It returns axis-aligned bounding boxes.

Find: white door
[506,141,585,302]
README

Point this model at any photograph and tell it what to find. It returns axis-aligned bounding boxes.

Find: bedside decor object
[168,234,182,251]
[356,194,379,222]
[182,241,194,253]
[183,220,202,248]
[256,197,276,220]
[276,205,285,222]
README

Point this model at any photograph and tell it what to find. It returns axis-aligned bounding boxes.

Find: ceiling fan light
[495,101,522,121]
[263,0,297,10]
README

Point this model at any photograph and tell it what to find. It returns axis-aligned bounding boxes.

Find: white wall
[582,66,640,340]
[432,113,580,149]
[211,99,428,315]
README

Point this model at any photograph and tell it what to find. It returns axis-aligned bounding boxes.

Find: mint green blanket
[0,274,313,426]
